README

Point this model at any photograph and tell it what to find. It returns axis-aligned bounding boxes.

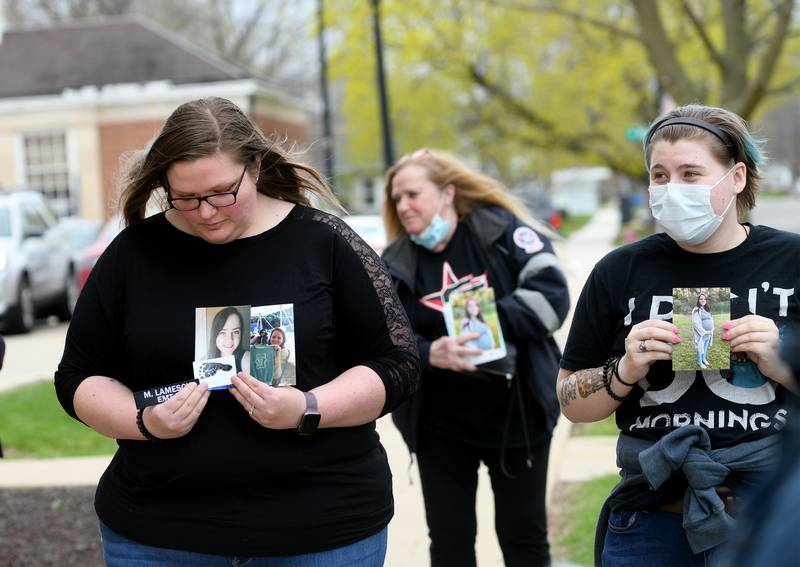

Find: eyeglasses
[167,165,248,211]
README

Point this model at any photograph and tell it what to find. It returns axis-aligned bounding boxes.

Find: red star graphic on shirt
[419,261,488,313]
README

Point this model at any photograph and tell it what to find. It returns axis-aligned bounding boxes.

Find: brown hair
[644,104,765,216]
[119,97,340,225]
[382,149,539,242]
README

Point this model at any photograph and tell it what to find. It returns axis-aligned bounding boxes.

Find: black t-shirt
[562,225,800,449]
[54,206,419,556]
[413,225,547,448]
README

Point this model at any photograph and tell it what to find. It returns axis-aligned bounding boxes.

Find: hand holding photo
[672,287,731,371]
[444,287,507,366]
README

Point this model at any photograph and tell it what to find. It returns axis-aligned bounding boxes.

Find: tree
[5,0,318,98]
[328,0,800,180]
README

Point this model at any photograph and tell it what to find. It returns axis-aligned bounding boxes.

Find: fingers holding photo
[621,320,678,380]
[722,315,779,347]
[429,335,480,372]
[145,381,210,439]
[230,372,306,429]
[625,320,679,354]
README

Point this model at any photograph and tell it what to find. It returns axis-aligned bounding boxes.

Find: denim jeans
[100,522,387,567]
[602,509,720,567]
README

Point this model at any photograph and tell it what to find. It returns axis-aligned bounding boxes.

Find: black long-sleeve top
[54,205,420,556]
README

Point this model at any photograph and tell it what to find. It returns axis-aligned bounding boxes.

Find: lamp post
[317,0,335,184]
[369,0,395,170]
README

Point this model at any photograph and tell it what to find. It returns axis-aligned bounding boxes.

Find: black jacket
[382,206,569,453]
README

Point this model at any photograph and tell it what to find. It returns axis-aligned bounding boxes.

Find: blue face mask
[410,212,452,250]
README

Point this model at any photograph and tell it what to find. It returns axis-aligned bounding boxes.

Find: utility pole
[317,0,335,184]
[369,0,395,170]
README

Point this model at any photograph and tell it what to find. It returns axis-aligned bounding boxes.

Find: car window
[22,203,49,234]
[0,207,10,237]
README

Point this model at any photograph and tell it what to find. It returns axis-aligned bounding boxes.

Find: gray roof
[0,16,250,98]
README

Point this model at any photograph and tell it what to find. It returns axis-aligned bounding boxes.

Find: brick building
[0,15,308,219]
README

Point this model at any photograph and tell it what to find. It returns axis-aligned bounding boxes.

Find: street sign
[625,124,649,142]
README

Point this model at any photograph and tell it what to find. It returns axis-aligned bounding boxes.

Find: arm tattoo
[560,367,604,407]
[576,367,605,398]
[560,379,578,406]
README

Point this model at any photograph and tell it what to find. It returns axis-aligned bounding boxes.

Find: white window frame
[15,128,79,218]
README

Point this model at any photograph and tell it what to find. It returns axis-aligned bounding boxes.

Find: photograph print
[672,287,731,371]
[249,303,296,387]
[444,287,507,366]
[194,305,251,389]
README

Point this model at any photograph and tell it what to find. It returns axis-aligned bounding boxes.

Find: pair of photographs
[443,287,508,366]
[671,287,730,371]
[193,303,297,389]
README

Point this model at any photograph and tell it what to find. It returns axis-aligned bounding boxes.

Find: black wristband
[612,357,637,387]
[603,357,629,403]
[136,408,162,442]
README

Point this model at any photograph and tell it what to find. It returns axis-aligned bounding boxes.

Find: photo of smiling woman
[203,306,250,374]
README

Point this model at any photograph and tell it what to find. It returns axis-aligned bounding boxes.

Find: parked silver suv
[0,191,76,333]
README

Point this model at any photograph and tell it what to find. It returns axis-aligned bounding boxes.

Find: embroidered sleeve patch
[513,226,543,254]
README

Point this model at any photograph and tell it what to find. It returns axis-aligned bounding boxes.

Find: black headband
[644,117,737,155]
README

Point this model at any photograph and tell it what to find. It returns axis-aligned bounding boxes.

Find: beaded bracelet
[602,357,630,403]
[612,357,637,387]
[136,408,162,442]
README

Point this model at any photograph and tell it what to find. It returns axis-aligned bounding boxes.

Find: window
[22,130,76,217]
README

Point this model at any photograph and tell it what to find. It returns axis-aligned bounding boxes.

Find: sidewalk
[0,205,623,565]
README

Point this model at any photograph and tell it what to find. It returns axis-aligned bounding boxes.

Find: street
[0,320,67,393]
[751,194,800,233]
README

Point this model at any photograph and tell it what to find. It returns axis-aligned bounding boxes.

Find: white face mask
[648,166,737,245]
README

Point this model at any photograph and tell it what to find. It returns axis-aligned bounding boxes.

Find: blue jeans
[100,522,387,567]
[603,510,720,567]
[697,335,712,364]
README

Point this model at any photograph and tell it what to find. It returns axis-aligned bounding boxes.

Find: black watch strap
[296,391,321,435]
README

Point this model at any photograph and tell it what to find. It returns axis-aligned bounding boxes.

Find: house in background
[550,166,614,216]
[0,14,308,219]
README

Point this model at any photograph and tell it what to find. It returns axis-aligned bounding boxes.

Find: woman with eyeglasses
[54,97,420,566]
[557,104,800,566]
[382,149,570,567]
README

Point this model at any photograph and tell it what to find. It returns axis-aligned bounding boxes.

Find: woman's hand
[723,315,794,389]
[230,372,305,429]
[617,320,681,384]
[429,333,483,372]
[142,381,210,439]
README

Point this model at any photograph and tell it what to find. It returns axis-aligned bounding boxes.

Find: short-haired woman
[557,104,800,565]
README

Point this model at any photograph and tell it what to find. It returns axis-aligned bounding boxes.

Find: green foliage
[555,475,620,566]
[672,287,730,314]
[571,415,619,437]
[329,0,650,180]
[558,214,592,238]
[0,381,117,458]
[328,0,799,182]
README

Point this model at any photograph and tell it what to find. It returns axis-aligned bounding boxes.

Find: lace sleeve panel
[312,211,421,415]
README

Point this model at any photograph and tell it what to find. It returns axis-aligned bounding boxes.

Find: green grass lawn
[0,381,117,458]
[672,313,730,371]
[559,214,592,238]
[552,474,619,566]
[570,414,619,437]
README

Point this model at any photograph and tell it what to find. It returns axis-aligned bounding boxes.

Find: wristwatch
[296,391,321,435]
